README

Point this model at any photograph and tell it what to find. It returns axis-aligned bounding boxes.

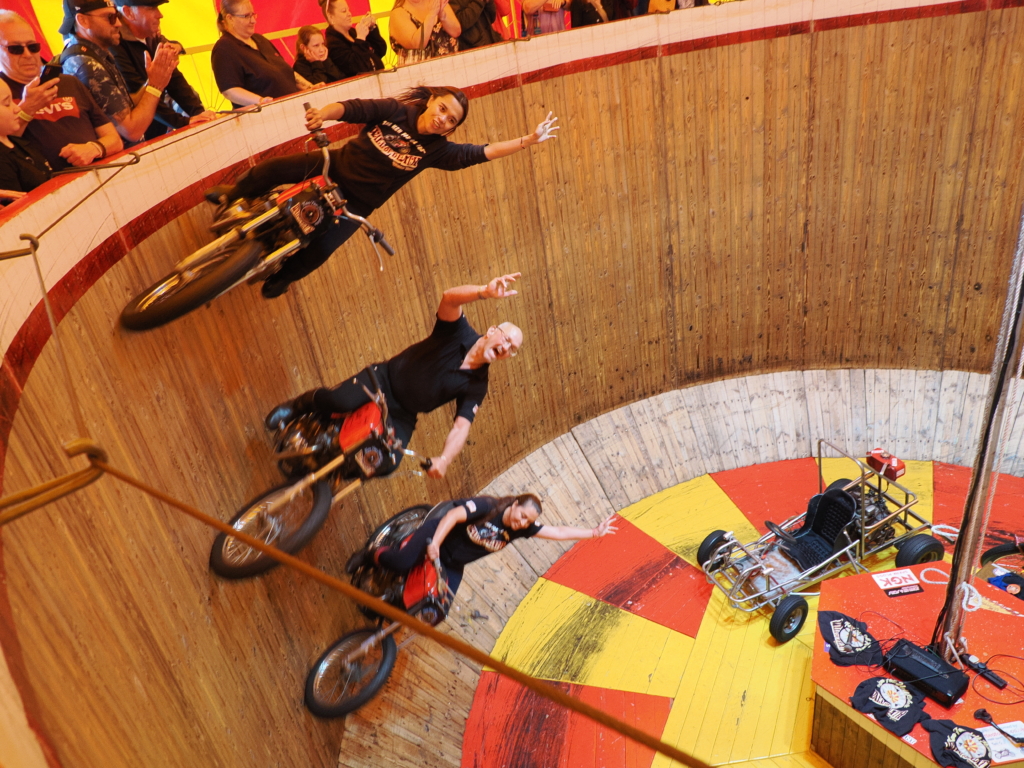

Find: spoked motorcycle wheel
[209,480,332,579]
[120,238,265,330]
[305,629,398,718]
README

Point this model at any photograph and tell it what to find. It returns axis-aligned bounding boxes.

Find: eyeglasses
[86,11,119,24]
[495,327,518,357]
[2,43,42,55]
[228,12,258,20]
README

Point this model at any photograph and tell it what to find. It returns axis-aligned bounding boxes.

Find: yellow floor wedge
[488,578,693,697]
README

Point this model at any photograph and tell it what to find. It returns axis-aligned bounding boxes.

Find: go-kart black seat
[780,488,857,571]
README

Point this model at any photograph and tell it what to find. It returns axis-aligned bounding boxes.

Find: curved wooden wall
[2,1,1024,766]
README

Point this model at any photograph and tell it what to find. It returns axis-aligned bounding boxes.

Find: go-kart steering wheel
[766,520,798,544]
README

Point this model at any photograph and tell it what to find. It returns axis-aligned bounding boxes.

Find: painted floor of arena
[458,457,1024,768]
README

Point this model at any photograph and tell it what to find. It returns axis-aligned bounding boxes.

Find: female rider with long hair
[207,85,558,298]
[353,494,618,597]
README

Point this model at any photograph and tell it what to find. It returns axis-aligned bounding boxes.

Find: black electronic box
[882,639,969,707]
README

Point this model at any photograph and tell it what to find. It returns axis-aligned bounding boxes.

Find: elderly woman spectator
[0,78,51,205]
[211,0,312,108]
[293,26,342,85]
[321,0,386,78]
[389,0,460,66]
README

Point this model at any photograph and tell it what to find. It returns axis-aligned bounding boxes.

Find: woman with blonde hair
[293,25,343,85]
[211,0,313,107]
[320,0,387,78]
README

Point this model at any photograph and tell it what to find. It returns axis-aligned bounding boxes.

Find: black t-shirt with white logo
[817,611,883,667]
[920,719,992,768]
[850,677,929,737]
[331,98,489,211]
[440,496,541,567]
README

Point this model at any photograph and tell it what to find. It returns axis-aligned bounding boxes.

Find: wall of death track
[1,0,1024,765]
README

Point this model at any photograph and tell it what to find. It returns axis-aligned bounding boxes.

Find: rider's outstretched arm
[426,505,469,560]
[483,113,559,160]
[427,416,471,479]
[437,272,520,321]
[535,515,618,541]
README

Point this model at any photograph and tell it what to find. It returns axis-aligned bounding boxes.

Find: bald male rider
[265,273,523,479]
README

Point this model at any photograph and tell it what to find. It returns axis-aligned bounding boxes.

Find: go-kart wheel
[697,530,728,567]
[980,541,1024,571]
[894,534,945,567]
[765,520,798,544]
[769,595,809,643]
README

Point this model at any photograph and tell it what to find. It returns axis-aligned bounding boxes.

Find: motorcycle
[120,104,394,331]
[304,501,455,717]
[209,366,426,579]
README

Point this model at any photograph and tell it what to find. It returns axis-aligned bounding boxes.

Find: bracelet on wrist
[17,110,34,122]
[90,140,106,159]
[144,84,162,99]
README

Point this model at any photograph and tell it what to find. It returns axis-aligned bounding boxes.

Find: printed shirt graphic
[367,120,428,171]
[34,97,82,122]
[440,497,542,567]
[850,676,928,736]
[921,719,992,768]
[817,610,883,667]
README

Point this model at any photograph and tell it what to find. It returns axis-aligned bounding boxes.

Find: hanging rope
[89,459,711,768]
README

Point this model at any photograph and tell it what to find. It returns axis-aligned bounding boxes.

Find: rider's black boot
[264,389,318,431]
[261,272,292,299]
[205,184,237,205]
[345,548,373,574]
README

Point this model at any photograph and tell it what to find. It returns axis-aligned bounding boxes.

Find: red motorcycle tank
[337,402,384,452]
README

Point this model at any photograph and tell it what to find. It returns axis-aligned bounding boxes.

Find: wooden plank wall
[3,9,1024,768]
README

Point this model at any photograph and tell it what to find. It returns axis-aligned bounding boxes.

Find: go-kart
[697,440,945,643]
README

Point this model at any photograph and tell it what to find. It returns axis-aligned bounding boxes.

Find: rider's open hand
[532,112,559,144]
[305,106,324,132]
[481,272,521,300]
[593,515,618,538]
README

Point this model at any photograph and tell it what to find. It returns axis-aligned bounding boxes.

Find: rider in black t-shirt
[205,85,558,298]
[368,494,618,596]
[265,273,522,478]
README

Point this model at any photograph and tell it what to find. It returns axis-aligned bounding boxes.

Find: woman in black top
[371,494,617,596]
[292,26,343,85]
[211,0,313,108]
[321,0,387,78]
[206,85,559,297]
[0,79,51,204]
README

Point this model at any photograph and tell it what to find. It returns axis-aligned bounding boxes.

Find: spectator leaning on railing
[211,0,312,108]
[321,0,386,79]
[111,0,217,141]
[0,77,51,204]
[293,25,342,86]
[0,9,122,170]
[58,0,178,145]
[389,0,461,66]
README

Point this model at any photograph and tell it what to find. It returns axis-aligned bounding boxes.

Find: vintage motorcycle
[304,501,455,717]
[120,105,393,330]
[209,367,425,579]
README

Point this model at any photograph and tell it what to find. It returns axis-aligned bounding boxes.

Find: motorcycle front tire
[305,629,398,718]
[209,480,332,579]
[120,238,265,331]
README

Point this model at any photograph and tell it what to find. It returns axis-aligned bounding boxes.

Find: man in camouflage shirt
[58,0,177,145]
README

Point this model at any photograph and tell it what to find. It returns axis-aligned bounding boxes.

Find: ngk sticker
[872,568,923,598]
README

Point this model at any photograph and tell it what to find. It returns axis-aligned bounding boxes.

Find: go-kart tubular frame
[701,440,932,615]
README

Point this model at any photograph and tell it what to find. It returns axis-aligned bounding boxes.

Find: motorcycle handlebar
[375,230,396,256]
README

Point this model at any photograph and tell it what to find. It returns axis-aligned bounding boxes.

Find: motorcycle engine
[849,486,895,547]
[286,187,332,237]
[275,415,339,478]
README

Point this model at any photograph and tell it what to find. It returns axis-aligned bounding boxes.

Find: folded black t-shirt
[850,677,929,736]
[920,719,992,768]
[817,611,883,667]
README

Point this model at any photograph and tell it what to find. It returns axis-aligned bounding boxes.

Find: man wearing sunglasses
[110,0,217,142]
[0,10,122,170]
[58,0,178,145]
[264,273,525,479]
